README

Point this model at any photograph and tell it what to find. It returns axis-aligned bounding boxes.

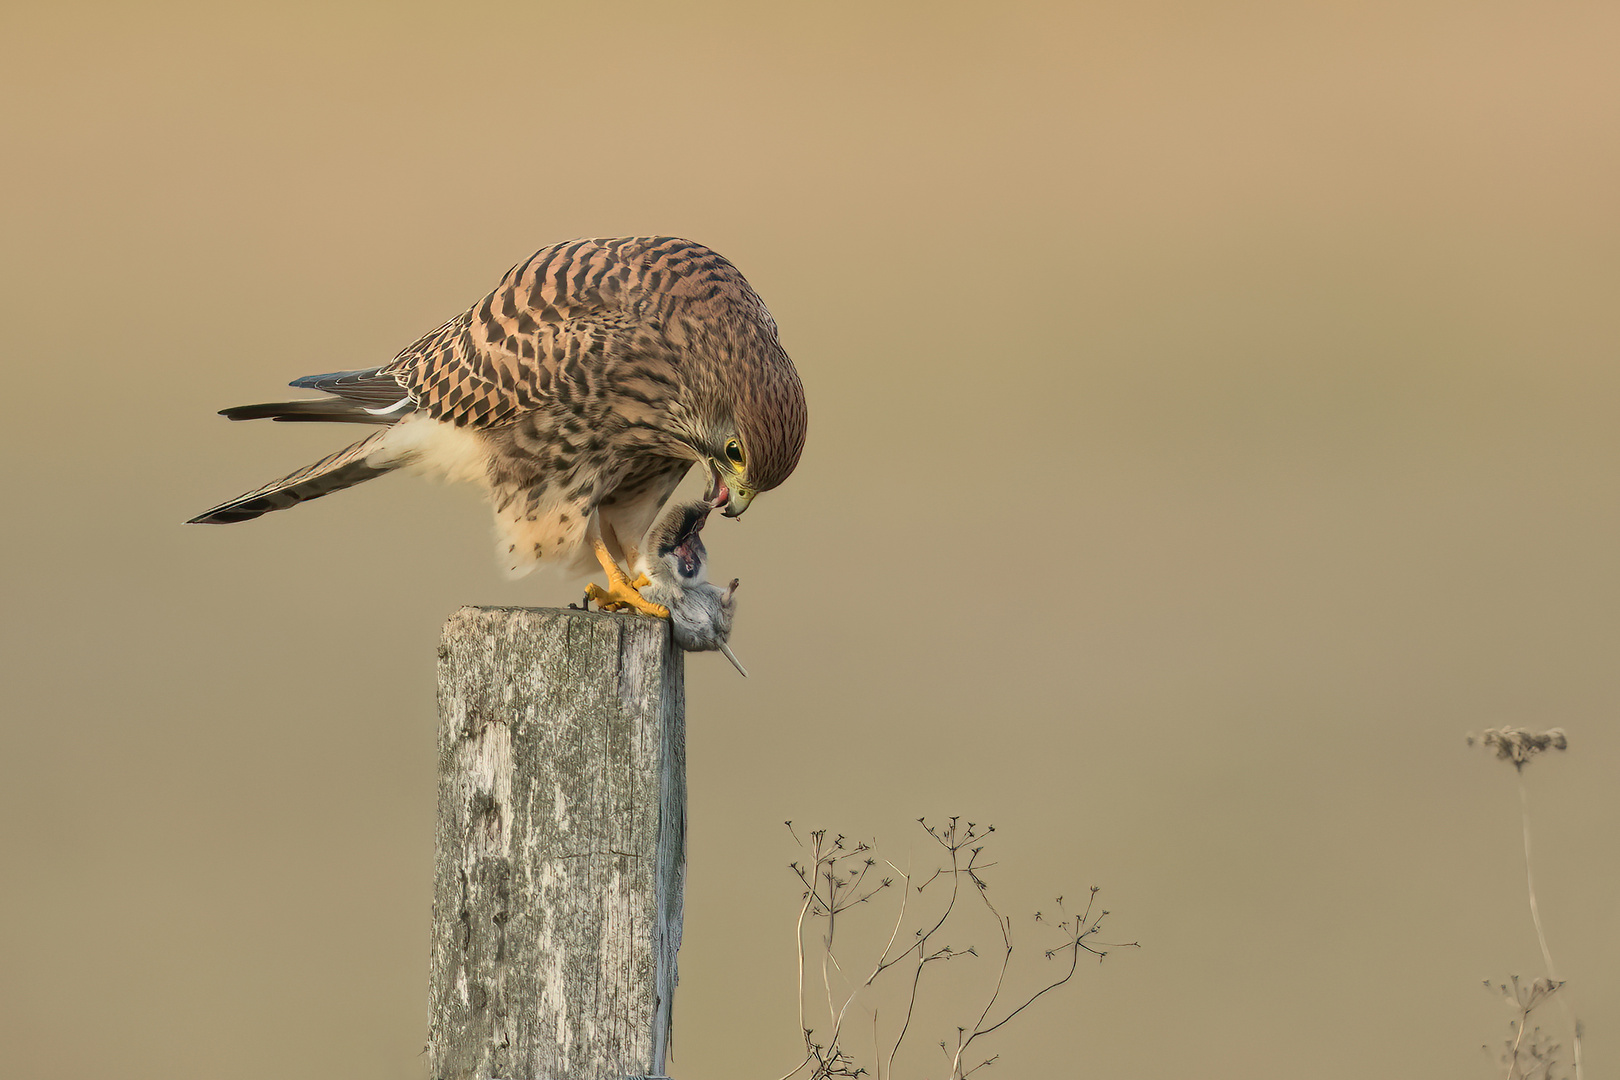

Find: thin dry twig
[1486,976,1566,1080]
[1469,728,1580,1080]
[783,817,1136,1079]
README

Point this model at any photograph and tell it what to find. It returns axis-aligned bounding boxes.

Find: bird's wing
[378,238,659,429]
[288,367,413,408]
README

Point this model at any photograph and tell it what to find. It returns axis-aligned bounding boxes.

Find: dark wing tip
[287,367,412,407]
[186,508,265,524]
[289,368,376,390]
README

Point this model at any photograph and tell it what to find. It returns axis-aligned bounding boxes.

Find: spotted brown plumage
[190,237,807,608]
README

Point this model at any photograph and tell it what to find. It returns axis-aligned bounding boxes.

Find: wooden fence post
[430,606,686,1080]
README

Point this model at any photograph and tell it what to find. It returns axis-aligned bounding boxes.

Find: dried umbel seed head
[1488,975,1565,1012]
[1466,727,1569,770]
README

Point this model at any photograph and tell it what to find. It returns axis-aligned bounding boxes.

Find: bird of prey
[189,236,807,616]
[633,499,746,675]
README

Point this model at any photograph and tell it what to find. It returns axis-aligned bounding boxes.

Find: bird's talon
[586,579,668,618]
[584,582,621,611]
[587,535,668,617]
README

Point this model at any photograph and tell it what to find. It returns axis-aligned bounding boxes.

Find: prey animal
[189,237,807,617]
[615,499,746,676]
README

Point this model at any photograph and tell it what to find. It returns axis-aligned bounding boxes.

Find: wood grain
[430,607,685,1080]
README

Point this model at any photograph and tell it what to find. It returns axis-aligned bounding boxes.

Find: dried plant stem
[949,889,1121,1077]
[950,915,1013,1079]
[830,859,915,1080]
[822,873,837,1044]
[776,1050,815,1080]
[885,860,963,1079]
[795,887,813,1040]
[1519,778,1555,982]
[777,859,818,1080]
[783,819,1132,1079]
[1505,1008,1529,1080]
[1517,775,1581,1080]
[871,1009,880,1080]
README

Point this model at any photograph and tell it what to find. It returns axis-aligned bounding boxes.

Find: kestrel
[190,237,807,616]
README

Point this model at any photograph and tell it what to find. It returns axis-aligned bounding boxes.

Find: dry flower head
[1467,727,1569,771]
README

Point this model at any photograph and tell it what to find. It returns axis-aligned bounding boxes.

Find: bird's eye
[724,440,745,467]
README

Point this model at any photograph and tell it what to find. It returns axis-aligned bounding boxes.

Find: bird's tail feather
[220,399,400,424]
[188,431,399,524]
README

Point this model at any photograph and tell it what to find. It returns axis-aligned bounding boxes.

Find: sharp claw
[586,578,668,618]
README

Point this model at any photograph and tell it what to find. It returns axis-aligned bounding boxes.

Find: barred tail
[187,431,398,524]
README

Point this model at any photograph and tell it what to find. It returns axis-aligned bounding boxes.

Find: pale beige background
[2,2,1616,1077]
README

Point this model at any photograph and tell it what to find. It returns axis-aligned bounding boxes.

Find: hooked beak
[704,460,754,518]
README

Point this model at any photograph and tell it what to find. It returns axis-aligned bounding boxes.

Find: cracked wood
[430,606,686,1080]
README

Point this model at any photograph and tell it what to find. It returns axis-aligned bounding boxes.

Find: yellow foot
[586,533,668,617]
[585,578,670,618]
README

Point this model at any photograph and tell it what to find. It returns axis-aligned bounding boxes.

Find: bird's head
[699,351,807,519]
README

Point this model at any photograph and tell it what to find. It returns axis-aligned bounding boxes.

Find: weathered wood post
[430,607,686,1080]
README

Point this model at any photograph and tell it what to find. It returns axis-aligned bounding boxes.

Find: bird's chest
[492,411,633,484]
[600,457,690,509]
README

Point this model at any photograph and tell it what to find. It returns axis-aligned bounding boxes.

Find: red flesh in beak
[705,461,731,512]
